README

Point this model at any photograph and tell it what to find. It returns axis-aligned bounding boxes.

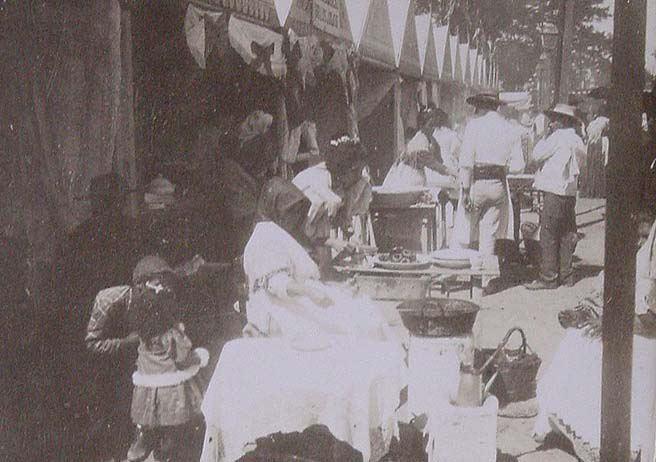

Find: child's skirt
[131,375,204,427]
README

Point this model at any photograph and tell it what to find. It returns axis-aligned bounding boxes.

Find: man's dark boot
[127,426,152,462]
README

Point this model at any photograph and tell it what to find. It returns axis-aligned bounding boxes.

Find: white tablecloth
[200,338,406,462]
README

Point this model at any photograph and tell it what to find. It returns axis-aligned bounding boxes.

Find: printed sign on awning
[312,0,341,37]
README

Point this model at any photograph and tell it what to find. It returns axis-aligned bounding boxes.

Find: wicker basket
[493,327,541,403]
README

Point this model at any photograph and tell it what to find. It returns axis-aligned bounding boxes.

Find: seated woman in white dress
[382,107,454,190]
[533,211,656,462]
[242,177,401,343]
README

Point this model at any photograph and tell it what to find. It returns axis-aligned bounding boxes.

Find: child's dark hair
[325,132,367,177]
[130,272,183,345]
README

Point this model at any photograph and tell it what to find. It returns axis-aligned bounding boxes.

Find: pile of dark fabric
[237,422,428,462]
[237,425,362,462]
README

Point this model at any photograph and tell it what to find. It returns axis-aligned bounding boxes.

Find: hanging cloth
[228,16,286,78]
[184,5,224,69]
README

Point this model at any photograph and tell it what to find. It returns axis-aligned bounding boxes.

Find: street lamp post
[535,22,559,110]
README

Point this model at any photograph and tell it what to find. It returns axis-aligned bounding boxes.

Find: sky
[596,0,656,73]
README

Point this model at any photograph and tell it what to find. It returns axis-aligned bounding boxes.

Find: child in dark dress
[127,271,209,462]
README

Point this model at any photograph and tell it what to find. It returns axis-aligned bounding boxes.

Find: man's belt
[473,164,506,181]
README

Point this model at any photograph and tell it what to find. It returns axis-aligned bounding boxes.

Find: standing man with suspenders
[455,93,526,272]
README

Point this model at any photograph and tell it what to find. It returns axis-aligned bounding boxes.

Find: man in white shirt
[457,93,525,258]
[525,104,586,290]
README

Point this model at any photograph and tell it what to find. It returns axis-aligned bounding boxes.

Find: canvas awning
[357,0,396,69]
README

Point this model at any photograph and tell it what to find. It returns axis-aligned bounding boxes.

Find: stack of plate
[429,248,480,269]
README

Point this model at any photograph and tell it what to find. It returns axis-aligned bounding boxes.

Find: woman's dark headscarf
[257,177,311,244]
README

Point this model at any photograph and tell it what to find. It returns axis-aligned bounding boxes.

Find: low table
[200,338,404,462]
[334,257,500,300]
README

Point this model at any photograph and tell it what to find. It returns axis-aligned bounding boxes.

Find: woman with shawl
[241,177,399,342]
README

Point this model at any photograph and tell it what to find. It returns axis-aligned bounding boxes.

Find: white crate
[407,334,475,417]
[426,396,498,462]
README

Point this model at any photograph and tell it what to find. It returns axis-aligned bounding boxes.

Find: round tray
[429,248,480,269]
[373,255,431,271]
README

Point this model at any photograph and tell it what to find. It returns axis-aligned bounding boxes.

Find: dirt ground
[478,197,606,462]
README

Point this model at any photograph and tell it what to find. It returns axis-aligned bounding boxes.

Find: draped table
[199,338,406,462]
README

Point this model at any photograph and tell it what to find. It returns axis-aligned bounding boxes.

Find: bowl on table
[371,187,427,209]
[397,298,481,337]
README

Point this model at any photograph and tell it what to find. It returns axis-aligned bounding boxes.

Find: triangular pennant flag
[344,0,371,47]
[433,24,449,78]
[450,34,460,81]
[459,42,470,83]
[388,0,411,66]
[399,1,421,78]
[469,47,478,85]
[359,0,395,67]
[415,12,430,71]
[274,0,293,28]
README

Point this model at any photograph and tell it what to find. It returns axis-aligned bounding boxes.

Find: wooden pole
[554,0,575,104]
[392,75,404,163]
[601,0,646,460]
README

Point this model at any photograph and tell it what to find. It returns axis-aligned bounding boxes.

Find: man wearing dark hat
[525,104,586,290]
[455,93,525,260]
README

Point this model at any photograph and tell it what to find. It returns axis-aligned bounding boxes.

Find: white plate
[430,248,480,260]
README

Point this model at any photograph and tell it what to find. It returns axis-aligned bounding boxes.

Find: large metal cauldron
[397,298,480,337]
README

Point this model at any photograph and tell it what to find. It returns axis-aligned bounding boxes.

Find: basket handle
[500,327,528,355]
[474,327,531,375]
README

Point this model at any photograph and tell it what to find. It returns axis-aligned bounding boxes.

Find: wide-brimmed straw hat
[466,92,506,108]
[544,103,581,124]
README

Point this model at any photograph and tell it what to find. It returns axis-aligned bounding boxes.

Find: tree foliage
[415,0,612,90]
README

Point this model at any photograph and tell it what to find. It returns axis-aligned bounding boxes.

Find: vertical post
[554,0,575,104]
[392,74,404,162]
[601,0,647,460]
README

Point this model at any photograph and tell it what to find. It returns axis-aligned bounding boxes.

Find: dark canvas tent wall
[1,1,137,308]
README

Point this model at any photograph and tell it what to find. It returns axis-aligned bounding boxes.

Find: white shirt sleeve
[531,134,558,164]
[459,124,476,168]
[508,136,526,173]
